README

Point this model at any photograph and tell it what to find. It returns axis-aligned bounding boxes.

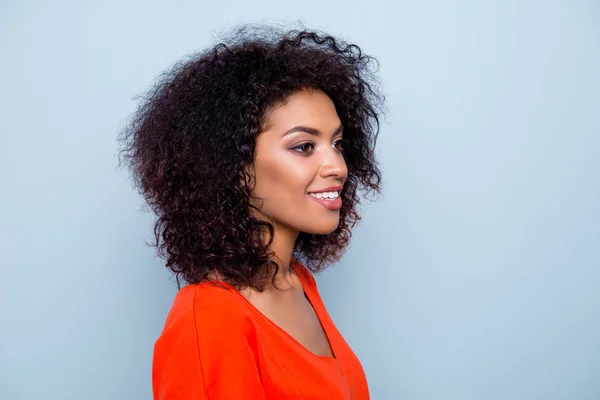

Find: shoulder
[153,283,263,399]
[158,282,255,343]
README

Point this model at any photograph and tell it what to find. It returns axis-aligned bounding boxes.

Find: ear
[240,163,256,191]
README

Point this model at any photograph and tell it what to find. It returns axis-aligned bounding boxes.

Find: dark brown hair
[118,25,384,291]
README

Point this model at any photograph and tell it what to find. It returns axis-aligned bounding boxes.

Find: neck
[266,222,299,285]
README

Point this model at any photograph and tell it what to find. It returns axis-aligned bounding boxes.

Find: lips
[308,194,342,211]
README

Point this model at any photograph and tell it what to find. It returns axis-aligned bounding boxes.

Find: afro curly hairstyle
[118,24,384,291]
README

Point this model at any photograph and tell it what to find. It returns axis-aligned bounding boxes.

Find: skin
[242,88,348,358]
[249,88,347,276]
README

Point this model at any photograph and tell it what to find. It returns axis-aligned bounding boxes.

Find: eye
[292,142,315,154]
[333,138,344,153]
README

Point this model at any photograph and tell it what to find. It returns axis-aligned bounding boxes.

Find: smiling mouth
[307,192,342,210]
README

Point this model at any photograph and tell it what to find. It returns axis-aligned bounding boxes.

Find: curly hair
[118,24,384,291]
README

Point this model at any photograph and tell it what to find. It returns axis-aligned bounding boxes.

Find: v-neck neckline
[290,261,338,361]
[210,262,338,362]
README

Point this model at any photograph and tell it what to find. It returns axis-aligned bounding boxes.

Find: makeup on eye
[290,138,344,154]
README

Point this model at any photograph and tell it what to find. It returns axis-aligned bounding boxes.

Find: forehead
[262,89,341,132]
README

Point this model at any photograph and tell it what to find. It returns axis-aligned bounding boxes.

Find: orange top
[152,260,370,399]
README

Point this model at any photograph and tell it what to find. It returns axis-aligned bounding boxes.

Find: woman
[119,25,383,399]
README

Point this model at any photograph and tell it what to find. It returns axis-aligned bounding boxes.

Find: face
[247,89,348,237]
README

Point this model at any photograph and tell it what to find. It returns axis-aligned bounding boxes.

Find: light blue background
[1,1,599,399]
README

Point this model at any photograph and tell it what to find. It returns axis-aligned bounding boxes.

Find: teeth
[309,191,339,200]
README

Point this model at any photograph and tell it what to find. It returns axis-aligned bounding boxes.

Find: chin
[301,218,340,235]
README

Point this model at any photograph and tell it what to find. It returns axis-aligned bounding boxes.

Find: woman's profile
[119,24,383,399]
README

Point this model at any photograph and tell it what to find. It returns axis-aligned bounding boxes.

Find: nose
[318,147,347,183]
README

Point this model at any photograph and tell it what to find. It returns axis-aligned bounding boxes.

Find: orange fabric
[152,260,370,399]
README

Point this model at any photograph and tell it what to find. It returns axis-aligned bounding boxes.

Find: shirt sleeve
[152,287,266,400]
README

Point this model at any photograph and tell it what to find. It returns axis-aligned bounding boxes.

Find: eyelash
[292,139,344,155]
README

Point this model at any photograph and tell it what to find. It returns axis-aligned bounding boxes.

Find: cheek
[255,158,312,202]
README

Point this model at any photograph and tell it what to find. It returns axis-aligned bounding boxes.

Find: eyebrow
[282,123,344,137]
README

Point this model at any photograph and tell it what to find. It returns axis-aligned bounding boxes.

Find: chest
[249,291,335,358]
[241,287,370,399]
